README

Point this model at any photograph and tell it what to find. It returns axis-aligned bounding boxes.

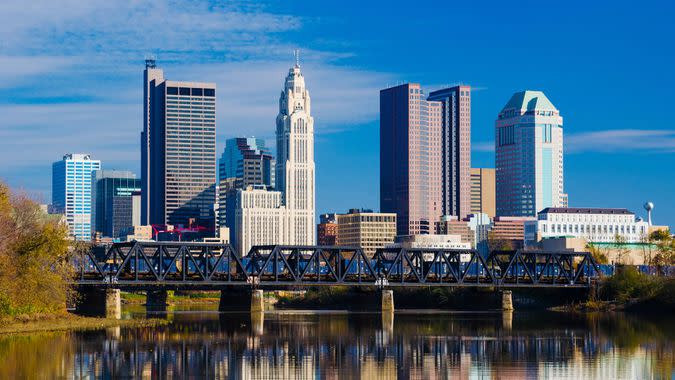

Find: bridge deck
[74,243,602,289]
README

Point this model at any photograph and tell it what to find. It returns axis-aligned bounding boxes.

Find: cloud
[0,0,393,197]
[566,129,675,153]
[473,141,495,152]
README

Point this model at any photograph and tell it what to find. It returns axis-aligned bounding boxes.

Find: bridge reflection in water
[4,311,670,379]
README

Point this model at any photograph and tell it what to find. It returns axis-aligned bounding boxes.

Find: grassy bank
[567,267,675,313]
[121,291,220,305]
[0,312,168,335]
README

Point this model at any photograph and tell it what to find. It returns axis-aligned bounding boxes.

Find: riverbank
[0,312,168,335]
[275,286,589,311]
[121,291,220,305]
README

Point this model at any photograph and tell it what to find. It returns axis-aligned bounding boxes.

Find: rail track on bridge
[73,242,602,289]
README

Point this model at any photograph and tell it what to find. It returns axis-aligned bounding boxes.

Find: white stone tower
[275,56,316,244]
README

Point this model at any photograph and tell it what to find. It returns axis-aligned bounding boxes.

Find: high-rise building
[141,59,217,229]
[218,138,275,229]
[470,168,496,218]
[91,170,141,239]
[275,61,316,245]
[495,90,566,217]
[234,61,316,255]
[317,213,338,246]
[219,137,275,188]
[380,83,442,236]
[428,86,471,219]
[52,153,101,241]
[336,209,397,255]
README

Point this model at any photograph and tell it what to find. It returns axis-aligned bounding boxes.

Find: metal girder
[74,243,601,288]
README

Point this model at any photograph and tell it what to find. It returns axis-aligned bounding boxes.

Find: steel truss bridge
[74,242,602,289]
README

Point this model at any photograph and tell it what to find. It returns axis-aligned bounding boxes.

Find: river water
[0,306,672,379]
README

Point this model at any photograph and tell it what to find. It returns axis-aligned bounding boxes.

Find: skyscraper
[141,59,217,229]
[219,137,274,189]
[275,60,316,244]
[233,60,316,255]
[218,137,275,230]
[470,168,496,218]
[427,85,471,219]
[52,153,101,241]
[495,90,566,216]
[91,170,141,238]
[380,83,442,236]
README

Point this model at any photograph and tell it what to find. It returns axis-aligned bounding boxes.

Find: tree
[650,229,674,271]
[586,243,609,264]
[612,233,631,265]
[0,182,73,318]
[487,231,513,252]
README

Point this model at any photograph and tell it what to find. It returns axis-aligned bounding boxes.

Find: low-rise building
[317,213,338,246]
[336,209,397,255]
[435,215,474,245]
[524,207,649,247]
[120,225,154,242]
[389,234,471,250]
[491,216,535,250]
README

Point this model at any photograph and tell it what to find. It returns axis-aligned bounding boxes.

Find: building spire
[293,49,300,68]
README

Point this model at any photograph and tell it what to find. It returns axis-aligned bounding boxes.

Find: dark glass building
[141,59,217,229]
[92,170,141,238]
[427,85,472,219]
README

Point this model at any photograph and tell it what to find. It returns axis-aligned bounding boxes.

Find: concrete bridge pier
[501,290,514,311]
[219,287,264,312]
[76,288,121,319]
[381,289,394,313]
[146,290,169,311]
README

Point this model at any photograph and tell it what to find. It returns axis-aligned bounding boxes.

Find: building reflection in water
[0,310,672,379]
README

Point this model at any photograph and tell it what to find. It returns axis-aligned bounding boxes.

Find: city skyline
[1,1,673,227]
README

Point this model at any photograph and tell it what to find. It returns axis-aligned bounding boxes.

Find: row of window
[166,87,215,97]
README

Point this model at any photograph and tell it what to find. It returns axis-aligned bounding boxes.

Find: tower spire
[294,49,300,67]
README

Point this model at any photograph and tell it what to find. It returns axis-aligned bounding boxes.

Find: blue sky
[0,0,673,226]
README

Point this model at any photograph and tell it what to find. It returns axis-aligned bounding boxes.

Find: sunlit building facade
[495,90,566,217]
[52,153,101,241]
[380,83,442,235]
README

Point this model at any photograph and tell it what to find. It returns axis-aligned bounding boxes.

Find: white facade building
[524,207,649,246]
[234,61,316,255]
[388,234,471,250]
[495,91,567,217]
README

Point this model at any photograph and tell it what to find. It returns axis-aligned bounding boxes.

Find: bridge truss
[74,242,602,288]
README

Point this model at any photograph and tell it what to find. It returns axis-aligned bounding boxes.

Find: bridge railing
[74,242,602,287]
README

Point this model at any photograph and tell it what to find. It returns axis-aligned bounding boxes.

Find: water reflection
[0,309,672,379]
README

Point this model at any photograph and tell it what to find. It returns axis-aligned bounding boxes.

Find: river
[0,305,672,379]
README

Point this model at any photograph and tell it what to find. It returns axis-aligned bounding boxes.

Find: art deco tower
[275,60,316,244]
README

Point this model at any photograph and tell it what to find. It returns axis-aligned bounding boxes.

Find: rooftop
[501,90,558,113]
[540,207,634,215]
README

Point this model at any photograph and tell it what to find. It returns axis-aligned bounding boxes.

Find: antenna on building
[294,49,300,67]
[145,53,157,69]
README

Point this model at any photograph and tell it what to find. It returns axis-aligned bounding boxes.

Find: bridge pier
[381,289,394,313]
[146,290,168,310]
[76,288,121,319]
[219,287,264,312]
[501,290,514,311]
